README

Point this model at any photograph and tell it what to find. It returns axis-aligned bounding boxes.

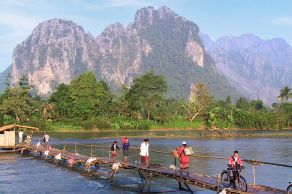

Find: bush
[26,116,48,131]
[81,117,111,130]
[234,109,276,129]
[44,122,82,131]
[111,117,151,130]
[137,120,150,130]
[3,114,16,125]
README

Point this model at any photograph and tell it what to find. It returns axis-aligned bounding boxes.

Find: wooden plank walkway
[16,144,285,194]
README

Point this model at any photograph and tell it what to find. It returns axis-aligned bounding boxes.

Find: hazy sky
[1,0,292,72]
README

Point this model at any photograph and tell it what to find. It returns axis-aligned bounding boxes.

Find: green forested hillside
[0,72,291,131]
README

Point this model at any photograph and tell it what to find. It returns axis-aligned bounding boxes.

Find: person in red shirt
[228,150,244,188]
[228,150,244,169]
[177,141,190,176]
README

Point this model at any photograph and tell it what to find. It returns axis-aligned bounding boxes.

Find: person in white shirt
[43,132,50,148]
[140,139,150,167]
[18,130,24,144]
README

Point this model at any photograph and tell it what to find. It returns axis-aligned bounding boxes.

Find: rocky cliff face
[10,6,238,99]
[12,19,99,96]
[201,33,292,104]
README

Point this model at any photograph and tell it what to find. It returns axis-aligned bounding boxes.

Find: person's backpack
[42,136,46,143]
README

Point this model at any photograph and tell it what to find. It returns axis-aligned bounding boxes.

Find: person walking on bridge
[177,141,190,176]
[122,137,130,162]
[43,132,50,149]
[111,141,120,162]
[140,139,150,167]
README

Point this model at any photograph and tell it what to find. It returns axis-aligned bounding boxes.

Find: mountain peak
[157,6,177,18]
[134,6,180,26]
[101,22,125,37]
[34,18,81,31]
[28,18,85,43]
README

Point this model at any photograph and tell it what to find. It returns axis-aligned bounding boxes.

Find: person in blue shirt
[122,137,130,162]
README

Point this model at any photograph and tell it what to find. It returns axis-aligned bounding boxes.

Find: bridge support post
[252,158,256,185]
[178,180,193,194]
[137,170,153,193]
[217,174,220,193]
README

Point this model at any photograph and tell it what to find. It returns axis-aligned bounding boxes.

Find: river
[0,132,291,193]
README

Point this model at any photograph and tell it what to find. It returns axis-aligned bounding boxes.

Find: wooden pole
[253,158,256,185]
[217,174,220,193]
[74,143,77,154]
[90,144,93,157]
[63,144,66,152]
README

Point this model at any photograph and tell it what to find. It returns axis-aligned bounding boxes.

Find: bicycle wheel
[235,176,247,192]
[287,184,292,193]
[221,171,231,188]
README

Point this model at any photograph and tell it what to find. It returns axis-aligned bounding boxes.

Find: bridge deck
[12,145,286,194]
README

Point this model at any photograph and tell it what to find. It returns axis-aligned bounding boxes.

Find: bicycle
[221,167,247,192]
[287,182,292,193]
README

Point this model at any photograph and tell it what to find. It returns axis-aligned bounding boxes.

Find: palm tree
[278,86,291,102]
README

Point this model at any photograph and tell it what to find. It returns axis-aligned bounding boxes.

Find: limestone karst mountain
[4,6,292,104]
[7,6,238,100]
[201,33,292,104]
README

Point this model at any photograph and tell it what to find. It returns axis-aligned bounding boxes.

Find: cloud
[271,16,292,27]
[71,0,148,11]
[108,0,147,7]
[0,12,39,30]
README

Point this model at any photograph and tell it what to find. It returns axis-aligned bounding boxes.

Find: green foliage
[126,72,167,120]
[278,86,291,102]
[111,117,151,130]
[50,72,113,120]
[3,114,16,125]
[234,109,276,129]
[0,72,290,131]
[45,122,82,132]
[153,116,202,129]
[49,84,73,117]
[0,87,38,123]
[81,117,111,130]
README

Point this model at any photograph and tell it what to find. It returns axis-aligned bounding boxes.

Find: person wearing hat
[177,141,190,175]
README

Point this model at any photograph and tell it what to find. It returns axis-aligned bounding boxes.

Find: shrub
[234,109,276,129]
[137,120,150,130]
[81,117,111,130]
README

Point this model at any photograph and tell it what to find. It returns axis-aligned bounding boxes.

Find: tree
[236,97,250,110]
[4,73,11,88]
[126,72,167,120]
[68,72,113,120]
[278,86,291,102]
[251,99,265,111]
[18,75,31,90]
[49,84,73,118]
[0,87,37,122]
[186,83,212,121]
[112,85,131,117]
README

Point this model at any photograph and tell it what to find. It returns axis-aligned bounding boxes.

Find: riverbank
[45,128,292,139]
[45,122,292,132]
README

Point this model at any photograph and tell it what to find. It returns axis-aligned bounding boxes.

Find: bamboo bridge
[1,143,285,194]
[0,125,288,193]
